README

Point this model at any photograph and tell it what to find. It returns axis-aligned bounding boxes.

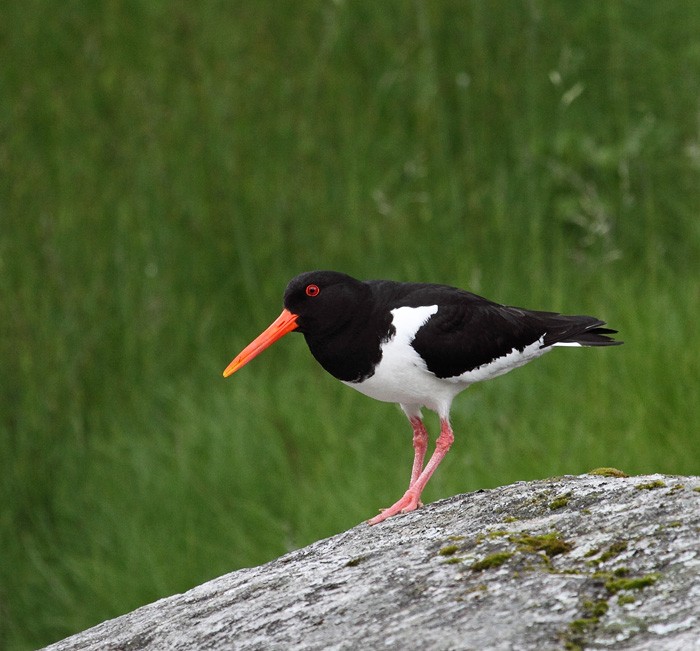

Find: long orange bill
[223,308,299,378]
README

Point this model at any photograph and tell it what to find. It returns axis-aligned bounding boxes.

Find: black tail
[564,325,621,346]
[538,314,623,348]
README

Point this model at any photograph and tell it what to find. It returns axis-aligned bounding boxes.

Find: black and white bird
[223,270,621,524]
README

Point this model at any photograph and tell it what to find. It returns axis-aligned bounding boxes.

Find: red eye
[305,284,320,297]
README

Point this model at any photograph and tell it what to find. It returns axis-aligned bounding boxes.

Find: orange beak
[222,308,299,378]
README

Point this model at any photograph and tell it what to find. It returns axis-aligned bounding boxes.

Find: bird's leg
[408,416,429,488]
[368,418,454,525]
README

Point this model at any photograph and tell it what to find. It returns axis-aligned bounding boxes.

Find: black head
[222,270,371,379]
[283,271,369,335]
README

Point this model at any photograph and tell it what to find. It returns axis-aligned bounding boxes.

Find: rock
[42,473,700,651]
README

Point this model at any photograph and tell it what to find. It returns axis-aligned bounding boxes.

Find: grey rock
[43,473,700,651]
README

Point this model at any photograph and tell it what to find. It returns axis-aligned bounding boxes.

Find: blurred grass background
[2,1,699,647]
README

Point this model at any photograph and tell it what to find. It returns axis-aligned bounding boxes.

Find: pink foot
[367,418,455,526]
[368,490,422,525]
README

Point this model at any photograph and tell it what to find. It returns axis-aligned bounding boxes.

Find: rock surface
[43,473,700,651]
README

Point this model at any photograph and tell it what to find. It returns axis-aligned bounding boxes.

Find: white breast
[342,305,464,415]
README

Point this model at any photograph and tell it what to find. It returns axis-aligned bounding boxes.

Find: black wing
[368,280,621,379]
[410,302,538,378]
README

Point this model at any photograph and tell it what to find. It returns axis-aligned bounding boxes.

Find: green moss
[617,593,636,605]
[471,551,514,571]
[693,487,700,493]
[598,540,628,562]
[549,493,572,510]
[447,535,465,542]
[582,599,609,618]
[636,480,666,490]
[569,617,599,633]
[438,544,460,556]
[510,532,574,557]
[563,598,610,650]
[442,556,464,565]
[502,516,518,523]
[605,573,660,594]
[588,467,629,478]
[487,530,509,539]
[593,567,631,582]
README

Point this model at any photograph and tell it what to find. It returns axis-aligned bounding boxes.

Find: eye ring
[305,284,320,297]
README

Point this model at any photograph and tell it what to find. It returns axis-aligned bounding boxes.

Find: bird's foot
[367,490,422,525]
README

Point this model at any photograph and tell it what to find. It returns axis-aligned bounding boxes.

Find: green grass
[2,2,700,648]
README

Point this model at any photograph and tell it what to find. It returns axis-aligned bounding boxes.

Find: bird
[223,270,622,525]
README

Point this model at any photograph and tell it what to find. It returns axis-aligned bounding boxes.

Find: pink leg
[408,416,429,487]
[368,418,455,525]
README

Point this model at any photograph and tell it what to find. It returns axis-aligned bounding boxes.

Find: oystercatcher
[223,271,621,525]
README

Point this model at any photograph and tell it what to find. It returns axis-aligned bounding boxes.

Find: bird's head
[223,270,367,377]
[282,270,368,334]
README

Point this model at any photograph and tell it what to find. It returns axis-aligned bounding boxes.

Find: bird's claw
[367,492,422,525]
